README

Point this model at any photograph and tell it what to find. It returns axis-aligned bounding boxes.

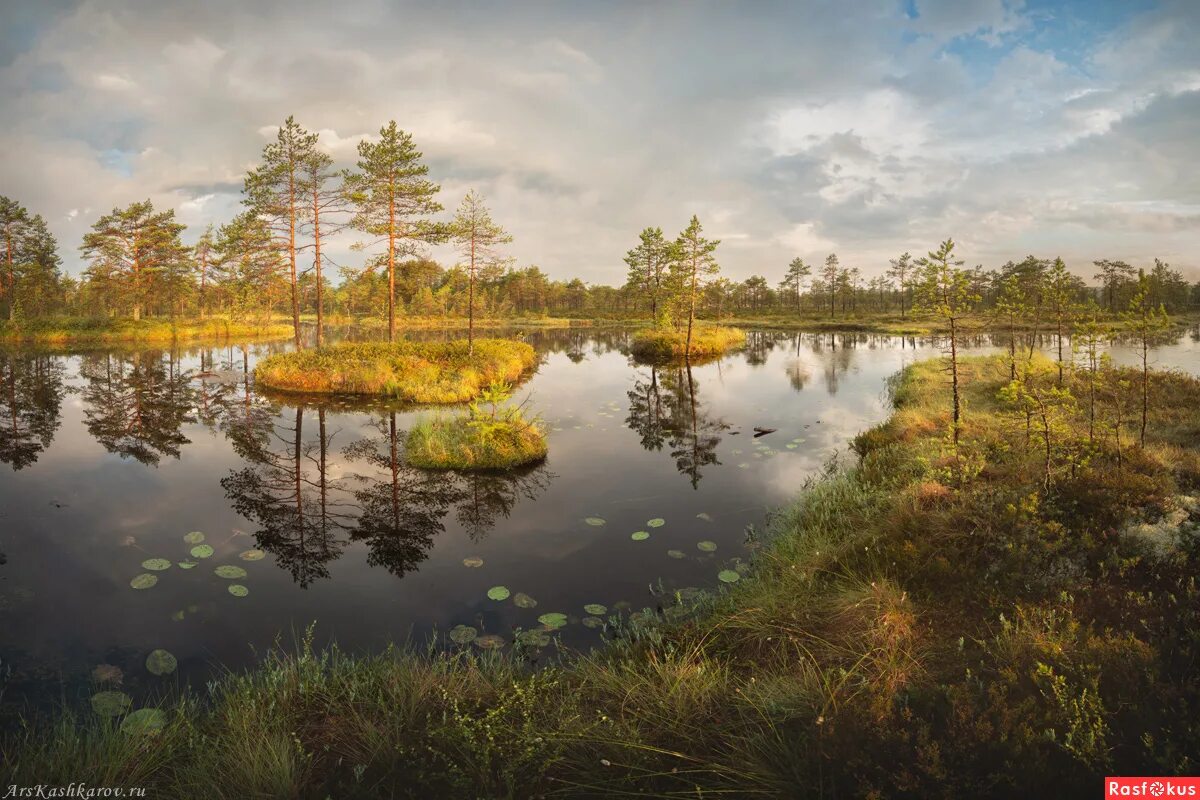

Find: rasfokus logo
[1106,778,1200,798]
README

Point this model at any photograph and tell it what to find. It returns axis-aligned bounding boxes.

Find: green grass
[406,413,547,470]
[628,324,746,361]
[6,354,1200,796]
[0,316,294,344]
[254,338,539,402]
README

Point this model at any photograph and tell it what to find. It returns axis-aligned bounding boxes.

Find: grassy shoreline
[5,354,1200,796]
[255,338,538,402]
[629,324,746,361]
[0,316,295,344]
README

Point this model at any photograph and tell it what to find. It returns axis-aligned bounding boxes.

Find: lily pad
[697,541,718,553]
[130,573,158,590]
[667,549,686,559]
[121,708,167,735]
[696,512,713,522]
[513,592,538,609]
[449,624,478,645]
[517,629,551,647]
[214,565,247,579]
[190,544,214,559]
[177,561,198,570]
[583,517,606,527]
[474,634,506,650]
[487,586,510,601]
[537,612,568,629]
[717,569,741,583]
[631,531,650,541]
[462,556,484,568]
[141,558,171,571]
[227,584,249,597]
[183,531,205,545]
[170,610,185,622]
[581,616,604,629]
[145,649,177,676]
[583,603,607,616]
[91,690,132,717]
[239,549,266,562]
[646,518,666,528]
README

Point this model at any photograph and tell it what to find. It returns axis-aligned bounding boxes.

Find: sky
[1,0,1197,285]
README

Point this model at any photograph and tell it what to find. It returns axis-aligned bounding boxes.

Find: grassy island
[0,316,294,344]
[254,338,538,402]
[6,354,1200,796]
[629,324,746,361]
[406,383,547,470]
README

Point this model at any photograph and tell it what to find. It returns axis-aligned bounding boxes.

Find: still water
[2,326,1198,716]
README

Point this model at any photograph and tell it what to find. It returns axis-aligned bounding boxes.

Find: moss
[407,413,547,470]
[629,325,746,362]
[0,316,293,344]
[254,338,538,402]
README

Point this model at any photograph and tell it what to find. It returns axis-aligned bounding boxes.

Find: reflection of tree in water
[78,350,195,465]
[626,362,726,488]
[0,352,66,470]
[455,468,553,541]
[222,403,351,588]
[742,330,785,366]
[193,346,235,430]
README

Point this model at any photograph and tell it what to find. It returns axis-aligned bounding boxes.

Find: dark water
[2,326,1199,716]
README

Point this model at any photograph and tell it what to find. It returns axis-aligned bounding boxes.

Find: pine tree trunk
[468,230,476,355]
[288,170,301,350]
[388,187,396,344]
[313,186,324,349]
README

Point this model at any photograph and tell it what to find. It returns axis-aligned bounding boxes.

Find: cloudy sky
[1,0,1197,285]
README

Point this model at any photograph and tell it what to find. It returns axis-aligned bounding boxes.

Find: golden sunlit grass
[406,414,547,470]
[0,316,293,343]
[254,338,538,402]
[629,324,746,361]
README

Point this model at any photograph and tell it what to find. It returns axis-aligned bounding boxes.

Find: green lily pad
[462,556,484,568]
[130,573,158,590]
[487,586,510,601]
[239,549,265,562]
[177,561,198,570]
[718,569,741,583]
[537,612,568,629]
[646,518,665,528]
[474,634,506,650]
[581,616,603,629]
[228,584,249,597]
[513,592,538,609]
[667,549,686,559]
[170,610,185,622]
[145,649,177,676]
[91,690,132,717]
[517,629,551,647]
[631,531,650,541]
[584,517,606,527]
[141,558,171,571]
[214,565,247,579]
[183,531,205,545]
[190,544,214,559]
[786,443,798,449]
[583,603,607,616]
[449,624,477,645]
[121,707,167,735]
[697,541,718,553]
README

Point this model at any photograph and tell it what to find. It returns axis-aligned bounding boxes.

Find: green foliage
[629,324,745,362]
[406,381,547,470]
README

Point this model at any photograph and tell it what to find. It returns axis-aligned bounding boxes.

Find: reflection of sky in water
[1,326,1197,709]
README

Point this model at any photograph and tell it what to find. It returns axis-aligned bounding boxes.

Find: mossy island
[629,324,746,362]
[406,382,547,470]
[254,338,538,403]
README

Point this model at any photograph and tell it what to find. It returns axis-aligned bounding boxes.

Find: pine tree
[451,190,511,354]
[0,197,31,320]
[887,252,913,317]
[820,253,839,318]
[1122,274,1170,447]
[302,142,349,348]
[80,200,188,321]
[346,121,444,343]
[193,225,216,318]
[624,227,672,324]
[669,216,720,355]
[780,256,810,311]
[1093,258,1136,313]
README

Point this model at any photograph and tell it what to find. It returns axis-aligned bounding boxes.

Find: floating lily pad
[717,569,741,583]
[449,624,477,645]
[696,512,713,522]
[631,531,650,541]
[170,610,185,622]
[177,561,198,570]
[487,586,510,601]
[141,558,171,571]
[613,600,632,611]
[646,518,666,528]
[462,556,484,568]
[92,664,123,685]
[513,592,538,609]
[214,565,247,579]
[474,634,506,650]
[91,690,132,717]
[121,707,167,735]
[737,463,749,469]
[581,616,603,629]
[227,584,249,597]
[183,531,205,545]
[130,573,158,590]
[583,517,606,527]
[667,549,686,559]
[517,629,551,647]
[697,541,718,553]
[537,612,568,629]
[239,549,266,562]
[190,544,214,559]
[145,649,177,676]
[583,603,607,616]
